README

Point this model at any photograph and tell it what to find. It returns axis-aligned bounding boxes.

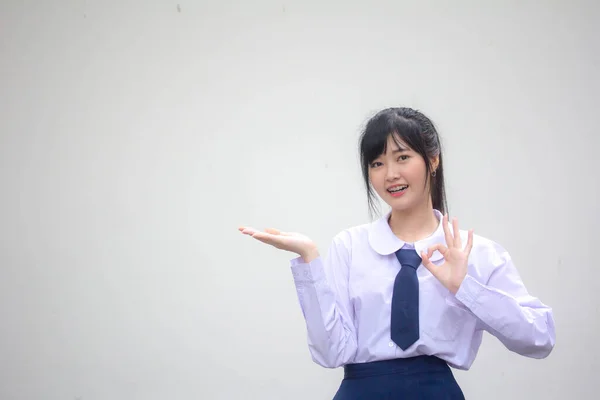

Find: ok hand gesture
[421,215,474,294]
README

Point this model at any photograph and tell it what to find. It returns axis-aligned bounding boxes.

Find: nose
[385,164,401,181]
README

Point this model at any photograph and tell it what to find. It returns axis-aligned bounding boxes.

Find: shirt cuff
[454,274,487,311]
[290,256,325,284]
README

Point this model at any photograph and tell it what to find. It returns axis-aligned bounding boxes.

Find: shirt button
[389,341,394,347]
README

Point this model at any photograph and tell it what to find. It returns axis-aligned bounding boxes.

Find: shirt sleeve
[289,232,357,368]
[454,241,556,359]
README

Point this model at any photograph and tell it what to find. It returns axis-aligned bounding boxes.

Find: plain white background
[1,1,598,399]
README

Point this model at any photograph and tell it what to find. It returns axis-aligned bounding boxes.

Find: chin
[389,204,413,213]
[386,195,424,213]
[384,196,412,211]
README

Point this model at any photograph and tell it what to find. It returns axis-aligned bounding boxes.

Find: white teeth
[388,185,408,192]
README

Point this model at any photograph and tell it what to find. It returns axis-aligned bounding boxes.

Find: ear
[430,155,440,172]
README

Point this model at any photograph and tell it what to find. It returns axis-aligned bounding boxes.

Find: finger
[452,217,462,248]
[239,226,259,235]
[442,214,453,247]
[251,231,285,247]
[421,251,439,277]
[464,229,474,255]
[267,229,295,236]
[426,243,448,258]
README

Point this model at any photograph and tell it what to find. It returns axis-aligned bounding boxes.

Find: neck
[388,202,439,243]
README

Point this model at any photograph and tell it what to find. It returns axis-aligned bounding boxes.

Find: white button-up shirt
[290,209,555,370]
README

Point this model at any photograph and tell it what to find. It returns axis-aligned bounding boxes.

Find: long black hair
[359,107,448,218]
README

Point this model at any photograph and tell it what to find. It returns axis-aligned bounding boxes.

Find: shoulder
[464,230,513,274]
[327,221,373,255]
[333,221,372,243]
[469,232,510,257]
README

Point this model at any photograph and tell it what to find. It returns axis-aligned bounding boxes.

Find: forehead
[384,134,412,153]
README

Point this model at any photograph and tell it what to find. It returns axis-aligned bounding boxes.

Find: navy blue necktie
[390,248,422,350]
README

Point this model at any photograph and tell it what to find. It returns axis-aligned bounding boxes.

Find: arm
[290,232,357,368]
[454,242,556,359]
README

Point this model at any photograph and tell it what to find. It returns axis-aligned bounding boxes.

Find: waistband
[343,355,449,379]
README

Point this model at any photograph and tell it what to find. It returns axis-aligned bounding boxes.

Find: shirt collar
[368,209,446,262]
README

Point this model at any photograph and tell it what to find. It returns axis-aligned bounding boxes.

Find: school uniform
[289,209,555,399]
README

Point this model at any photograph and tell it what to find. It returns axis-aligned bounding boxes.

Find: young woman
[239,107,555,399]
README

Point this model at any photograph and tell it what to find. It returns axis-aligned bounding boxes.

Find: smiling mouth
[387,185,408,193]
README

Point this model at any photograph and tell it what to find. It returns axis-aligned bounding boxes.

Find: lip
[387,185,408,198]
[386,184,408,191]
[389,189,407,198]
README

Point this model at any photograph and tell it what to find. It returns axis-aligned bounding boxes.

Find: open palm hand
[238,226,319,262]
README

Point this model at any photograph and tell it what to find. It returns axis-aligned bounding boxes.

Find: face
[368,134,438,212]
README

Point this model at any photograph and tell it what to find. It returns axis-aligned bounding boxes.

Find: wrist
[449,283,460,295]
[300,247,319,263]
[449,273,468,295]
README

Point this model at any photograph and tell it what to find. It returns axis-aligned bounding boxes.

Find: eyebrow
[391,147,409,153]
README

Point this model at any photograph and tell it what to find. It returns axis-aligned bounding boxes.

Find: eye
[398,155,410,161]
[370,161,383,168]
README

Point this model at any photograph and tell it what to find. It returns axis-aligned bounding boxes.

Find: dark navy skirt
[333,355,465,400]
